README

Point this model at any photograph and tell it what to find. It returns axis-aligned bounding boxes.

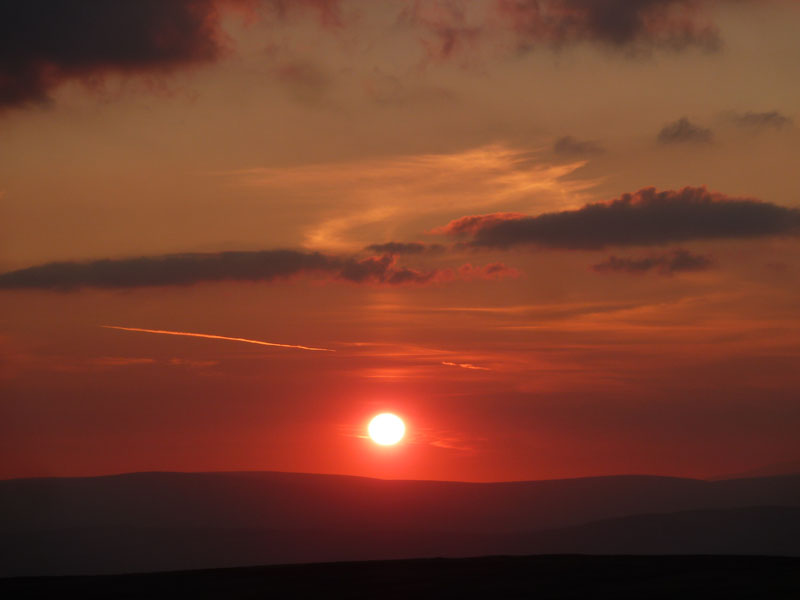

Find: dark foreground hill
[2,506,799,576]
[1,471,799,576]
[3,555,800,600]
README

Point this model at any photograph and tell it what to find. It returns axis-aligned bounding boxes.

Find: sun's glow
[368,413,406,445]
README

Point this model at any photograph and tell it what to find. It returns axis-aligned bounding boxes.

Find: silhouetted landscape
[2,471,799,577]
[3,555,800,599]
[4,1,800,597]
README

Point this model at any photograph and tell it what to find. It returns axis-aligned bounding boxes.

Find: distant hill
[712,460,800,481]
[1,471,799,576]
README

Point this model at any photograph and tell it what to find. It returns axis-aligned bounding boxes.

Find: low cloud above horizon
[0,249,517,290]
[591,249,714,276]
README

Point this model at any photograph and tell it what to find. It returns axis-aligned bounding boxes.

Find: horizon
[3,464,800,485]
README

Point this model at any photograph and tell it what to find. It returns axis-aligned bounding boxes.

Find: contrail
[102,326,334,352]
[442,361,490,371]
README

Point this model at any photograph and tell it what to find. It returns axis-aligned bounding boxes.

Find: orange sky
[1,0,799,481]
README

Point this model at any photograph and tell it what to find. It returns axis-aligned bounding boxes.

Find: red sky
[1,0,799,482]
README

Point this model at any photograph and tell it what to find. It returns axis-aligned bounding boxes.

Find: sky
[1,0,799,482]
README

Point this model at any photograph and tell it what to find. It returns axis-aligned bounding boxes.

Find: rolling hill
[1,471,799,576]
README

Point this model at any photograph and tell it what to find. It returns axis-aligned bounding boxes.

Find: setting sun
[368,413,406,446]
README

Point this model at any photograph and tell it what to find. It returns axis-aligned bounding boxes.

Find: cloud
[592,249,713,275]
[731,110,793,130]
[0,250,339,290]
[89,356,157,367]
[338,254,441,285]
[435,186,800,250]
[89,355,220,368]
[398,0,484,63]
[431,212,527,236]
[657,117,713,144]
[401,0,723,64]
[0,248,515,290]
[442,361,491,371]
[237,144,588,252]
[0,0,251,109]
[0,0,348,110]
[553,135,604,156]
[364,242,445,255]
[496,0,721,52]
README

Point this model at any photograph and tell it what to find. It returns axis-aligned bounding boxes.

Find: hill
[1,471,799,576]
[2,555,800,599]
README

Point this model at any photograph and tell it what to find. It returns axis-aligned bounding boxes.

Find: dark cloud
[0,249,452,290]
[436,186,800,250]
[364,242,446,255]
[496,0,720,51]
[732,111,793,130]
[338,255,440,285]
[0,250,339,290]
[432,212,526,236]
[592,249,713,275]
[0,0,246,109]
[553,135,605,156]
[0,249,524,290]
[657,117,713,144]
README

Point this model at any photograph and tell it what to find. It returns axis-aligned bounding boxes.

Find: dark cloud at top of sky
[657,117,713,144]
[553,135,605,156]
[437,186,800,250]
[364,242,446,255]
[0,0,742,112]
[731,110,793,130]
[0,0,256,109]
[496,0,721,52]
[592,249,713,275]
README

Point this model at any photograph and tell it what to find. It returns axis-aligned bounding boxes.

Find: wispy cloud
[89,356,157,367]
[231,144,592,251]
[553,135,605,157]
[657,117,713,144]
[592,249,713,276]
[102,326,334,352]
[730,110,793,131]
[442,361,491,371]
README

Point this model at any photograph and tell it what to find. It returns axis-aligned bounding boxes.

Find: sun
[368,413,406,446]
